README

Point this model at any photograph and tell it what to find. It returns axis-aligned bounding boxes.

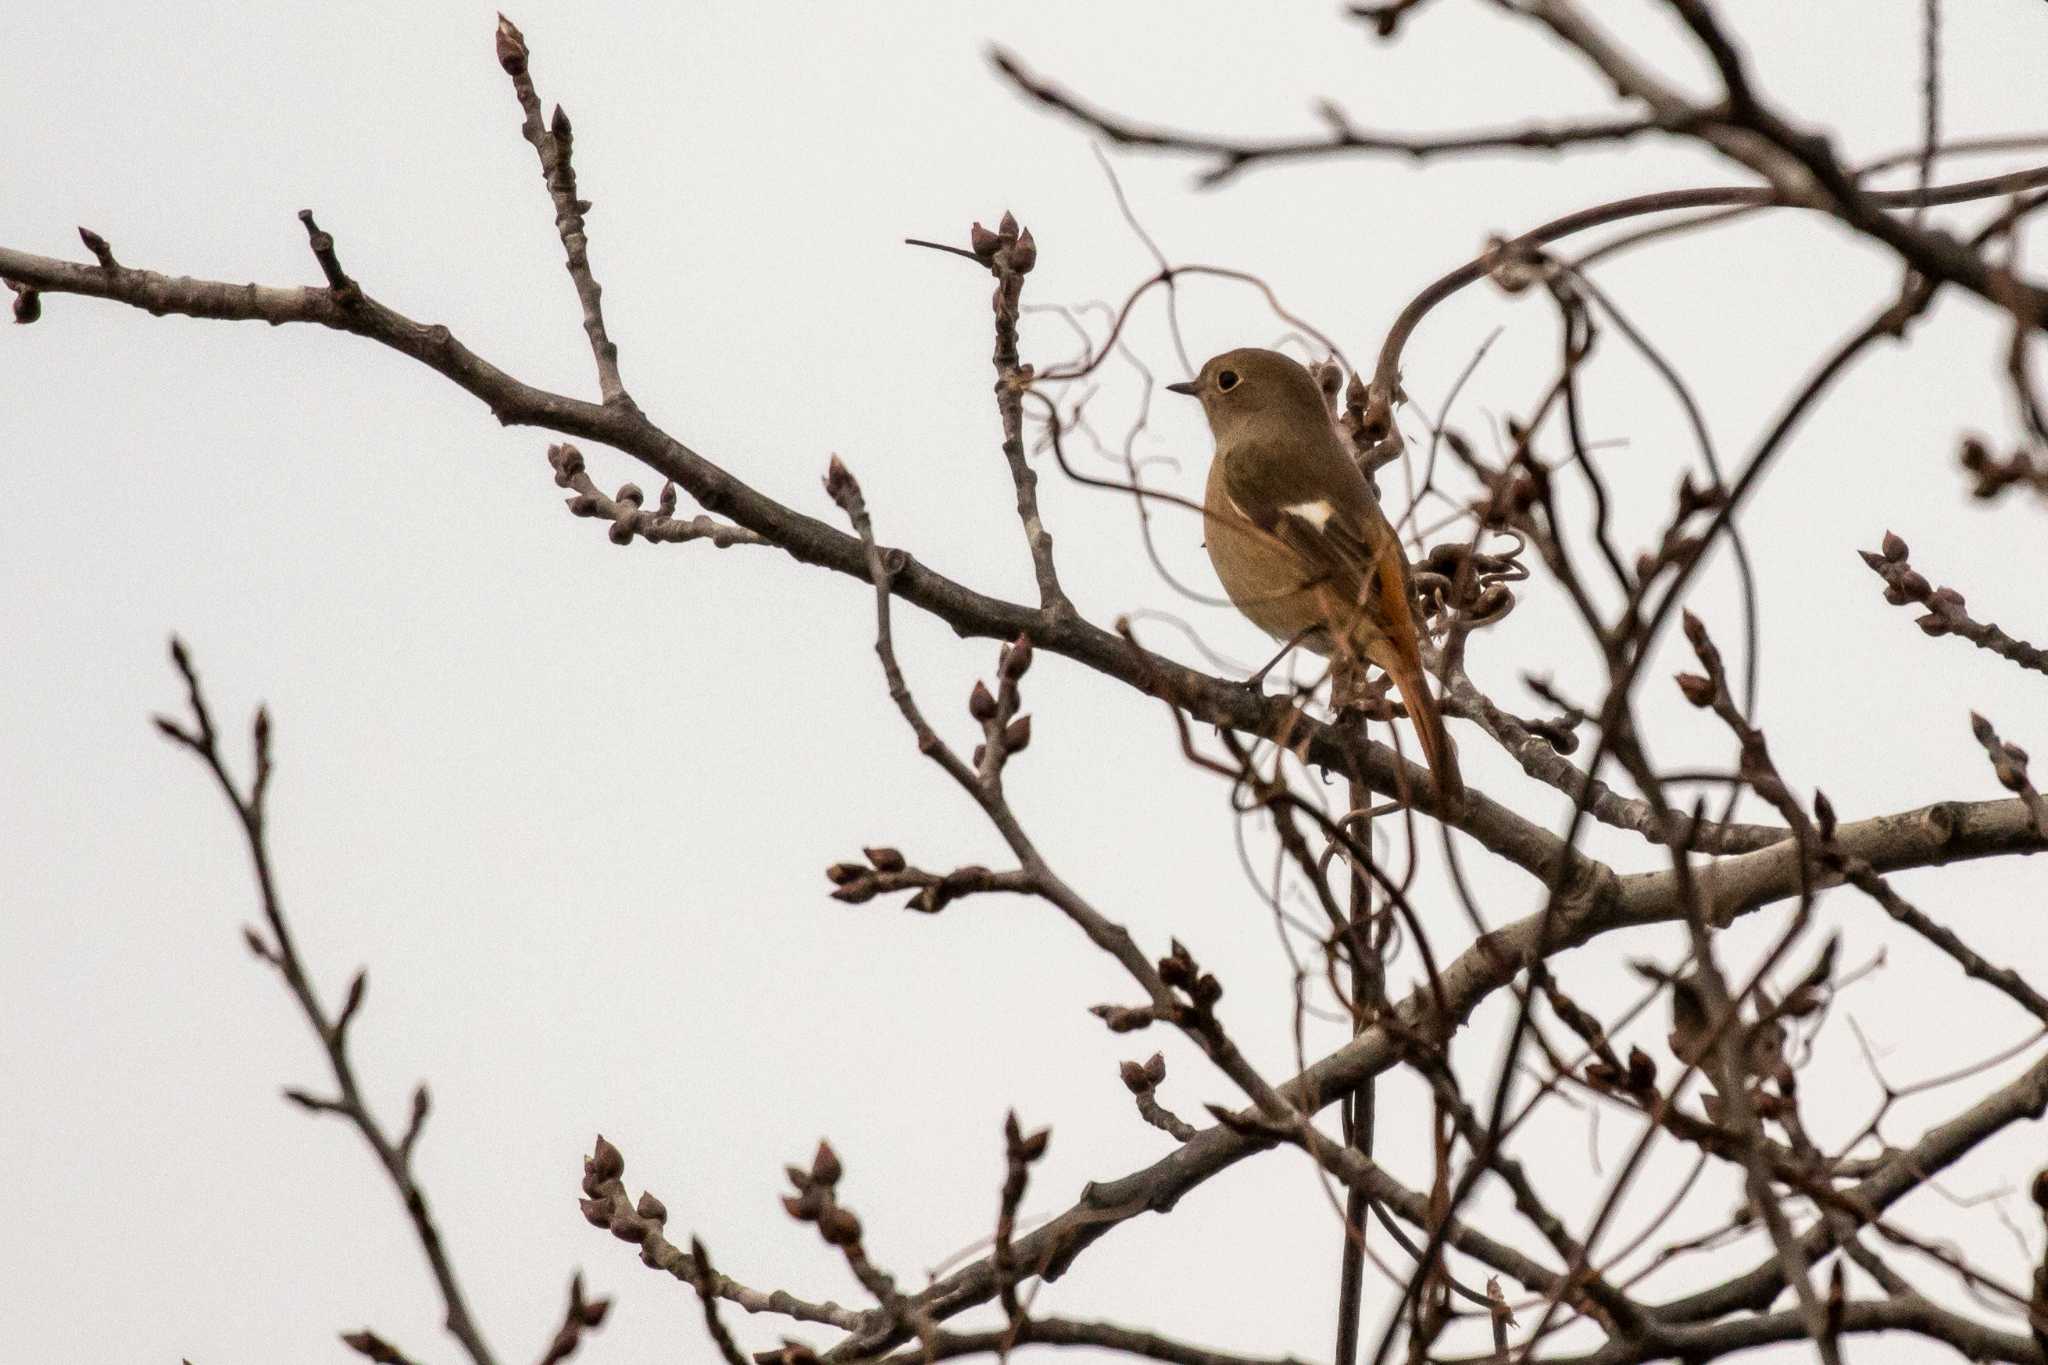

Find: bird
[1167,346,1463,803]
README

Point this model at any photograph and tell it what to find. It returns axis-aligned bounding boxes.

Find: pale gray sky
[6,3,2048,1363]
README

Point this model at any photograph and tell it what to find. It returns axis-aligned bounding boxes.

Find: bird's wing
[1220,436,1391,609]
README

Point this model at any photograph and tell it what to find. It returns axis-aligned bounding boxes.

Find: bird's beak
[1165,380,1199,396]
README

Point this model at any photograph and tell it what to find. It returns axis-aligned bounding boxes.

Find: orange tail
[1382,654,1464,805]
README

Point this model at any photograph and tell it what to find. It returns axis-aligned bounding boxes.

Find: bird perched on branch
[1168,347,1462,803]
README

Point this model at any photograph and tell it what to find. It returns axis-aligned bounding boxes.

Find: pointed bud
[969,221,1000,259]
[1000,634,1034,681]
[825,862,866,885]
[588,1134,625,1182]
[1880,531,1908,562]
[636,1191,668,1224]
[998,211,1019,242]
[1118,1059,1152,1093]
[1002,715,1032,753]
[1680,610,1707,649]
[810,1140,843,1187]
[1674,673,1715,708]
[863,846,905,872]
[968,680,997,721]
[551,105,572,141]
[495,13,530,75]
[78,226,115,267]
[12,287,41,324]
[1011,227,1037,274]
[823,454,858,504]
[339,969,367,1027]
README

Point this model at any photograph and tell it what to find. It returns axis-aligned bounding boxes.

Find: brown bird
[1168,347,1463,802]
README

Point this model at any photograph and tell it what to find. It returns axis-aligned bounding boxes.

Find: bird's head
[1166,347,1330,448]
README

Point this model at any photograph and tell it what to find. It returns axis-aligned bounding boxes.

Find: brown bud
[588,1134,625,1183]
[1626,1045,1657,1092]
[825,862,866,885]
[969,222,1001,260]
[828,878,878,904]
[810,1140,843,1187]
[1915,613,1949,637]
[823,454,858,504]
[1191,974,1223,1009]
[616,483,644,507]
[863,846,905,872]
[1971,712,1996,746]
[1930,586,1966,613]
[1898,570,1930,599]
[968,680,997,721]
[1118,1059,1152,1093]
[998,211,1019,242]
[1010,227,1037,274]
[1000,633,1035,681]
[1680,610,1707,649]
[1090,1003,1155,1032]
[1002,715,1032,753]
[548,443,585,481]
[78,226,115,266]
[608,1211,647,1242]
[1880,530,1908,562]
[579,1196,610,1227]
[495,13,530,76]
[1674,672,1715,708]
[1017,1126,1050,1161]
[635,1191,668,1224]
[818,1206,862,1247]
[12,286,40,325]
[1813,790,1836,841]
[551,104,572,141]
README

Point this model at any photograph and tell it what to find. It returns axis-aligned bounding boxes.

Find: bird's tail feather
[1391,658,1463,804]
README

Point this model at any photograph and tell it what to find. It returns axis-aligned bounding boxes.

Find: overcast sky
[7,3,2048,1363]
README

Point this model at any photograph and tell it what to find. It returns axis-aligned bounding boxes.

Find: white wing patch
[1283,499,1335,530]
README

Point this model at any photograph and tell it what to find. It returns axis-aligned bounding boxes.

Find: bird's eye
[1217,369,1239,391]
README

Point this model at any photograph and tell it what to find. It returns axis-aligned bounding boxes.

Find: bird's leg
[1242,625,1321,695]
